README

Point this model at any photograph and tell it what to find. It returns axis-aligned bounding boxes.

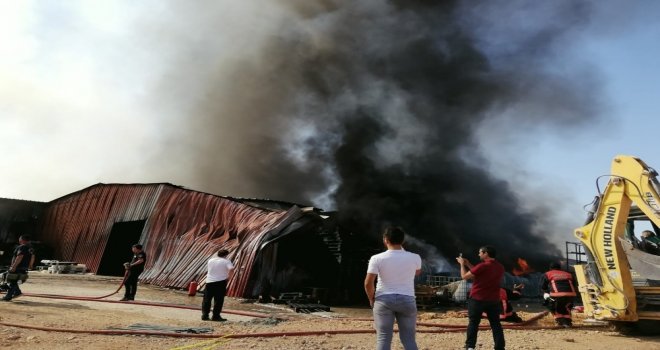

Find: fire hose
[19,269,130,300]
[348,310,549,329]
[5,269,270,319]
[1,275,597,340]
[0,308,595,340]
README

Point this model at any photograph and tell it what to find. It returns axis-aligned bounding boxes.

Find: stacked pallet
[415,285,441,310]
[273,292,331,313]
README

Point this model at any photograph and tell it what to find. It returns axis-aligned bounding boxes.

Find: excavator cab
[620,208,660,284]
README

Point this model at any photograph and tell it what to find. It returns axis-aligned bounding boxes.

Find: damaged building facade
[4,183,373,303]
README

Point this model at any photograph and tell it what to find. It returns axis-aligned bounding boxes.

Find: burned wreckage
[0,183,375,305]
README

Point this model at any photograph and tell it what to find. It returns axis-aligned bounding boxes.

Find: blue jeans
[373,294,418,350]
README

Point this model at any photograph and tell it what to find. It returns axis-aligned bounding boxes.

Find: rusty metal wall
[139,186,300,297]
[38,184,164,273]
[37,183,300,297]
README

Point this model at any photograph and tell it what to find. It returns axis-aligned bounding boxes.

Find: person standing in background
[457,245,506,350]
[2,235,34,301]
[120,244,146,301]
[364,226,422,350]
[541,261,577,327]
[202,249,234,321]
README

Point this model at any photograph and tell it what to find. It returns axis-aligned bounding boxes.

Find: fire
[512,258,534,276]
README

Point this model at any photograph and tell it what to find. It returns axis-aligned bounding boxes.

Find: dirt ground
[0,274,658,350]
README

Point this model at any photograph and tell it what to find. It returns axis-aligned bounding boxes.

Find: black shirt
[130,251,147,273]
[13,244,33,272]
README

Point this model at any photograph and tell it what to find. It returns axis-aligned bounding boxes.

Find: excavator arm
[574,155,660,322]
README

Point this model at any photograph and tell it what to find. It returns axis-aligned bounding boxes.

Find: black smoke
[168,0,602,270]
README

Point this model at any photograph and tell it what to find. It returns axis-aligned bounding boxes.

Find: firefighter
[500,283,524,323]
[484,283,524,322]
[541,261,577,327]
[2,235,34,301]
[120,244,147,301]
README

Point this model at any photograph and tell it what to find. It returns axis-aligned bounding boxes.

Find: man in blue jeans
[364,226,422,350]
[457,245,505,350]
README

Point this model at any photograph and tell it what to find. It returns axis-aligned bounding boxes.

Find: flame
[512,258,534,276]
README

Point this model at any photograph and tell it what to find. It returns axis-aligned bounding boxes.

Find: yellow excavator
[573,155,660,331]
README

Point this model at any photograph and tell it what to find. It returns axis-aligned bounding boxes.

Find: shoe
[211,317,227,322]
[201,315,210,321]
[1,297,11,302]
[120,297,130,301]
[13,292,22,299]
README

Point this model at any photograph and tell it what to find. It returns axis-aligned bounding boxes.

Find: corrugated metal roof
[37,183,311,297]
[39,184,163,274]
[139,186,300,296]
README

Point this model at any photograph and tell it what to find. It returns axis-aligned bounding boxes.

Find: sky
[2,1,660,252]
[477,3,660,243]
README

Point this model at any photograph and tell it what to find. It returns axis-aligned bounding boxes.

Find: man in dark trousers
[202,249,234,321]
[121,244,146,301]
[3,235,34,301]
[541,261,576,327]
[457,246,505,350]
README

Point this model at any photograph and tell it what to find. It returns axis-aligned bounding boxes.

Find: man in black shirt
[120,244,147,301]
[3,235,34,301]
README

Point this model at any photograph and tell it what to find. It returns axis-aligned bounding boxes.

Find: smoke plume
[0,1,613,270]
[157,1,603,269]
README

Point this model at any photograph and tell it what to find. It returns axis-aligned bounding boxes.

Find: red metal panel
[38,184,163,273]
[139,187,296,297]
[38,183,302,297]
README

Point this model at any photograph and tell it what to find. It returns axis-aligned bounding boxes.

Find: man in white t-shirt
[202,249,234,321]
[365,226,422,350]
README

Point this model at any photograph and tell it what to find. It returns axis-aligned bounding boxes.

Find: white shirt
[205,257,234,283]
[367,249,422,297]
